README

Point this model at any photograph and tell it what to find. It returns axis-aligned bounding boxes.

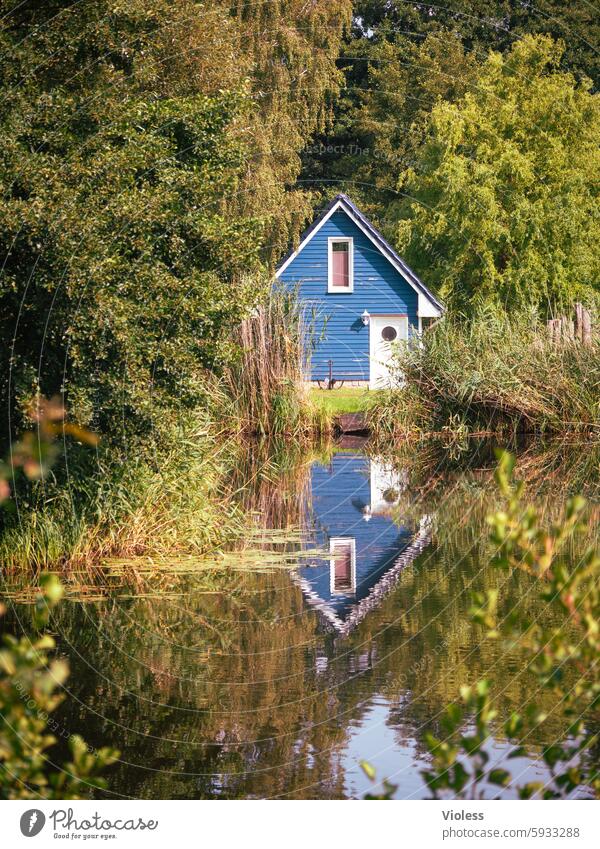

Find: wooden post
[582,307,592,346]
[548,305,591,347]
[575,302,583,343]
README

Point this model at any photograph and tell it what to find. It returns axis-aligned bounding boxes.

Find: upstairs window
[328,237,353,292]
[330,538,356,595]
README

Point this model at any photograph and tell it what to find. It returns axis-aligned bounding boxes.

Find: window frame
[327,236,354,293]
[329,537,356,595]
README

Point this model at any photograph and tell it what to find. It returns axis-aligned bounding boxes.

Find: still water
[8,443,599,798]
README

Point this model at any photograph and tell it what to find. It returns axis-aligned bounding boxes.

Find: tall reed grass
[0,412,246,571]
[368,309,600,439]
[0,287,332,573]
[223,289,328,436]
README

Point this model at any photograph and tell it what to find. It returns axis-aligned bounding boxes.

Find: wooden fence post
[575,302,583,343]
[574,301,593,346]
[547,307,592,346]
[582,307,592,346]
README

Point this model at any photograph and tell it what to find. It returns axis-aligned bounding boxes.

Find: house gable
[276,194,443,316]
[293,453,432,636]
[275,194,442,382]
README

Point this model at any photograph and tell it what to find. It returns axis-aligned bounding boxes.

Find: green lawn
[309,387,370,415]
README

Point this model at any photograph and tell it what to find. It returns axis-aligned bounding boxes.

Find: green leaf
[505,713,523,737]
[488,769,511,787]
[360,760,376,781]
[543,745,566,768]
[507,746,528,759]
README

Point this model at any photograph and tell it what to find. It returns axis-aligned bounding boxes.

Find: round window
[381,325,397,342]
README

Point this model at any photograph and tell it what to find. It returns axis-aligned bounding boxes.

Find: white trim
[368,314,408,389]
[418,291,442,318]
[275,199,345,277]
[275,197,442,316]
[329,537,356,595]
[327,236,353,293]
[291,518,433,637]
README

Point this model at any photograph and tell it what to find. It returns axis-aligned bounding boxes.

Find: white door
[369,315,408,388]
[369,459,407,513]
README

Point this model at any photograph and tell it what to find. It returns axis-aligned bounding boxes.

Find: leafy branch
[421,451,600,799]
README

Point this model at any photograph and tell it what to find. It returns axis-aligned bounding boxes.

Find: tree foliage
[0,2,259,434]
[0,1,351,437]
[303,3,599,257]
[311,30,479,239]
[231,0,353,262]
[355,1,600,86]
[396,36,600,313]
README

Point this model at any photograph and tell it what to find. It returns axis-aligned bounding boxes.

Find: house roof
[292,516,432,639]
[275,193,444,314]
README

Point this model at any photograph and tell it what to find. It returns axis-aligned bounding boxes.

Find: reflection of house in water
[295,452,431,637]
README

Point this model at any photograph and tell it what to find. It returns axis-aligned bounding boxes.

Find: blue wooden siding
[299,454,414,622]
[278,208,419,380]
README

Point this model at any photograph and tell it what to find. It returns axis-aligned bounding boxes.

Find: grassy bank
[0,292,329,574]
[0,412,248,572]
[309,387,369,416]
[368,311,600,440]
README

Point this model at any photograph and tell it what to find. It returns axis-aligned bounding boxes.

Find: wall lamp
[361,310,370,326]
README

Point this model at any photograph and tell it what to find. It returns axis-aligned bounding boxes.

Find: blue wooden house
[294,452,432,637]
[276,193,443,388]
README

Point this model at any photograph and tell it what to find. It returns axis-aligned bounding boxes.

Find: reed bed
[0,412,247,572]
[0,289,330,574]
[368,309,600,439]
[223,289,330,437]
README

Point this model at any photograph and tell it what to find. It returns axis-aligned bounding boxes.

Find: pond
[4,440,599,799]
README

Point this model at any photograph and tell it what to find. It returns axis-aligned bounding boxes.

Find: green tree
[396,36,600,314]
[231,0,353,263]
[0,1,354,437]
[0,1,267,436]
[354,1,600,85]
[309,31,478,240]
[302,2,599,223]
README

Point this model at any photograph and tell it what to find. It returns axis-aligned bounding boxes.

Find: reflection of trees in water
[35,438,600,798]
[51,574,350,799]
[49,554,569,799]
